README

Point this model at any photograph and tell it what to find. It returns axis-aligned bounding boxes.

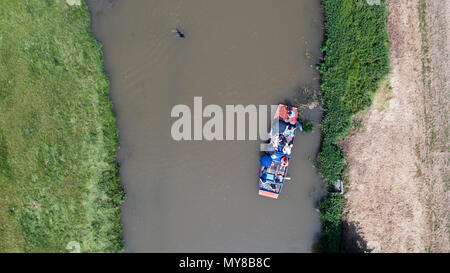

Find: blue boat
[258,104,300,199]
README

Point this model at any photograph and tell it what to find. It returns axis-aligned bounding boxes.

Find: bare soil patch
[341,0,449,252]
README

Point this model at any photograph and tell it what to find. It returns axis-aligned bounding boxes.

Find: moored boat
[258,104,302,199]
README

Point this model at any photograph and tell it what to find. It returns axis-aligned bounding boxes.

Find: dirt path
[341,0,449,253]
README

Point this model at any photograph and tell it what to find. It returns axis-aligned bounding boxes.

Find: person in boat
[288,138,294,146]
[272,134,281,147]
[277,174,284,183]
[283,143,293,156]
[173,28,185,38]
[274,176,281,184]
[272,134,282,152]
[261,172,267,182]
[284,124,296,136]
[288,109,296,119]
[281,156,289,167]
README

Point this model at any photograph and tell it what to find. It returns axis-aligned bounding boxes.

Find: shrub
[319,194,343,253]
[317,0,389,252]
[300,119,314,133]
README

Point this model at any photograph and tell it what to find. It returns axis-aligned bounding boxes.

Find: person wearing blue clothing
[288,109,296,119]
[284,124,296,136]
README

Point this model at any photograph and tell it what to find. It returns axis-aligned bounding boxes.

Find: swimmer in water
[173,28,185,38]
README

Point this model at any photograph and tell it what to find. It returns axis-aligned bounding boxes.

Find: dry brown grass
[341,0,449,253]
[415,0,450,252]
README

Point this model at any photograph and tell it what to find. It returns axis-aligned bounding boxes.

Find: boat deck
[258,104,299,199]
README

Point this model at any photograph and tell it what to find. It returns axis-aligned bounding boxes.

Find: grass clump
[0,0,124,252]
[317,0,390,252]
[300,119,314,133]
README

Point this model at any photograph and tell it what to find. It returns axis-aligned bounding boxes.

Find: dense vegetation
[317,0,390,252]
[0,0,124,252]
[300,119,314,133]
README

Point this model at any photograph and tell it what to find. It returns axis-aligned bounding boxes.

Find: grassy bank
[0,0,124,252]
[317,0,389,252]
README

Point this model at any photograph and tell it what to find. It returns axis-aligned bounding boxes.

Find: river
[87,0,324,252]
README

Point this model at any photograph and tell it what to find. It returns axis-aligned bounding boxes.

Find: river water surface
[87,0,324,252]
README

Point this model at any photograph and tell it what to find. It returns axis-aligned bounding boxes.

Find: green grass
[317,0,390,252]
[0,0,124,252]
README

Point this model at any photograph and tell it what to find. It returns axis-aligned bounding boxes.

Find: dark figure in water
[173,28,185,38]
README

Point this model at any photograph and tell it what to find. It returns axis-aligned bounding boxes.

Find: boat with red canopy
[258,104,302,199]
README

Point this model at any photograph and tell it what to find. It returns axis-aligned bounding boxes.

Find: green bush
[300,119,314,133]
[319,194,343,253]
[317,0,389,252]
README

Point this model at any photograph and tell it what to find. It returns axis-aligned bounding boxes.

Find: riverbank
[341,0,449,252]
[317,0,390,252]
[0,0,124,252]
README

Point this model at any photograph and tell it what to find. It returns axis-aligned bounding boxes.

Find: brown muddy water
[87,0,324,252]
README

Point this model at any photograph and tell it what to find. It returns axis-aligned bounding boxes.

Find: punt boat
[258,104,302,199]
